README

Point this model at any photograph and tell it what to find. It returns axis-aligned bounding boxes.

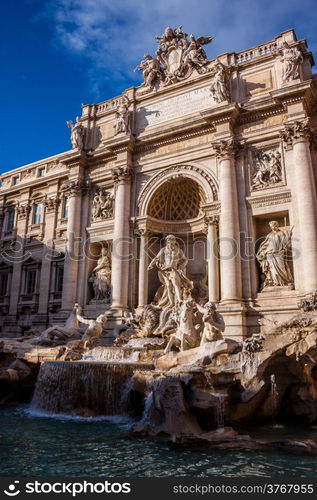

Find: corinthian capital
[45,197,60,213]
[17,203,31,220]
[212,138,236,159]
[61,179,87,197]
[203,215,219,234]
[280,120,312,149]
[111,166,132,184]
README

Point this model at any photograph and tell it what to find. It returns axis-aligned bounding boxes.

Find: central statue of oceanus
[148,234,193,308]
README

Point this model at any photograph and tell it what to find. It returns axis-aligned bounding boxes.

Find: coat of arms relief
[136,26,216,92]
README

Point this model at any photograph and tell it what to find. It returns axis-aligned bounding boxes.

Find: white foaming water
[24,406,135,427]
[141,391,154,424]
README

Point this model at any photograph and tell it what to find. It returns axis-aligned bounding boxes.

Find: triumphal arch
[0,28,316,340]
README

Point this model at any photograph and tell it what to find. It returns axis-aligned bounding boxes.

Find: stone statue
[135,54,161,90]
[209,61,230,103]
[115,96,130,135]
[74,304,107,345]
[196,301,222,345]
[67,117,85,149]
[164,299,200,353]
[92,188,114,220]
[278,42,303,83]
[89,247,111,302]
[30,305,83,346]
[184,34,212,69]
[128,305,160,338]
[256,221,293,288]
[148,234,193,308]
[251,150,282,190]
[136,27,214,88]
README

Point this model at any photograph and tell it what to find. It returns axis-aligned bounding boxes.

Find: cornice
[134,123,214,154]
[200,103,241,127]
[246,190,292,209]
[105,135,136,155]
[271,80,317,113]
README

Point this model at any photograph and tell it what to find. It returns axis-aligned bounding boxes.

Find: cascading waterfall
[270,373,278,426]
[32,361,153,417]
[215,394,225,430]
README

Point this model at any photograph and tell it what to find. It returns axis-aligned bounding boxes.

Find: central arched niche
[145,177,208,304]
[148,177,206,221]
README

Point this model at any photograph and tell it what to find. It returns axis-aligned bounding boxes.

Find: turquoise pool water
[0,406,316,477]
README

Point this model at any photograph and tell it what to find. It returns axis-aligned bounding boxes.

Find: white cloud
[42,0,316,98]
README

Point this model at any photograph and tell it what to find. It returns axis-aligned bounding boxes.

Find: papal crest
[136,26,214,90]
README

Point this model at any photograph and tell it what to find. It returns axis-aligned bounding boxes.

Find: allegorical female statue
[89,247,112,302]
[67,116,85,149]
[148,234,193,308]
[256,221,293,288]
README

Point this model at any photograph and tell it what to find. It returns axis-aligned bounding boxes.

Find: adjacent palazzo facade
[0,28,317,340]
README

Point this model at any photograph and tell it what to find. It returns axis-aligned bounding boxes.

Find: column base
[217,303,247,340]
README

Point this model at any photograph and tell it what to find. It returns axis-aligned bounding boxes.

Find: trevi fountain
[1,27,317,477]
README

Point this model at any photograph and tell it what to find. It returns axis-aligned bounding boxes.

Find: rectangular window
[38,168,45,177]
[12,176,20,186]
[62,197,69,219]
[33,203,43,225]
[0,273,8,297]
[25,269,36,295]
[55,265,64,292]
[6,208,15,231]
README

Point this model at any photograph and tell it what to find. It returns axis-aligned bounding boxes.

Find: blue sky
[1,0,316,173]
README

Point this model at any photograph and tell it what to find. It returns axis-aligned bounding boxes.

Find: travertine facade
[1,28,316,340]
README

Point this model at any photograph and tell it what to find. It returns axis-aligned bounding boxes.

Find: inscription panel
[136,86,211,131]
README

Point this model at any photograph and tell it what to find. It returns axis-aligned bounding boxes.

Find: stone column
[9,201,31,315]
[205,216,220,303]
[61,179,86,311]
[37,196,59,315]
[111,166,132,310]
[214,138,242,302]
[137,228,149,308]
[282,121,317,292]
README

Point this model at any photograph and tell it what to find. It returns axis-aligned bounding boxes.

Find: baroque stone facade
[0,28,316,340]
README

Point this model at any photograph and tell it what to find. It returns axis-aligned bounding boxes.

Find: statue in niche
[256,221,293,289]
[115,96,130,135]
[89,247,112,302]
[67,117,85,149]
[278,42,303,83]
[251,150,282,190]
[209,60,230,103]
[92,188,114,220]
[148,234,193,308]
